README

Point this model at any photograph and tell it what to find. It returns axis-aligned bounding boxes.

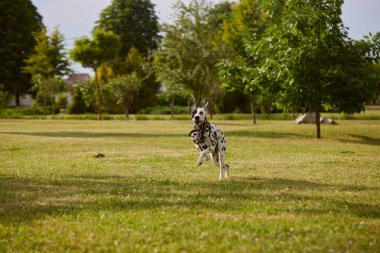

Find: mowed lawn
[0,119,379,252]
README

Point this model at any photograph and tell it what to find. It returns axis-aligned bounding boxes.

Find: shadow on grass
[339,134,380,146]
[0,131,185,138]
[1,174,379,223]
[225,130,306,139]
[1,130,308,139]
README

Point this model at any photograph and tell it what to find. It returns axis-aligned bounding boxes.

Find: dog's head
[191,102,208,126]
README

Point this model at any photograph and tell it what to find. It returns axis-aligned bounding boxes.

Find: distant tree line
[1,0,380,135]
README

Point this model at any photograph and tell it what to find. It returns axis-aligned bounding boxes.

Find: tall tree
[23,28,70,116]
[96,0,160,112]
[24,28,70,78]
[70,29,121,120]
[96,0,159,57]
[154,0,225,106]
[0,0,43,106]
[218,0,270,124]
[103,47,145,117]
[251,0,379,138]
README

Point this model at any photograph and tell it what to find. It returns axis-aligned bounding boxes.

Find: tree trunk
[52,94,55,119]
[123,103,129,119]
[315,109,321,139]
[94,68,102,121]
[170,94,175,119]
[15,91,20,107]
[249,93,256,125]
[43,95,47,119]
[209,102,213,120]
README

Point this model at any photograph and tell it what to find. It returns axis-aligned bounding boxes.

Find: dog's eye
[199,111,203,115]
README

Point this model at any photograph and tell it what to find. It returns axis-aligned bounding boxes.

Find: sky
[31,0,380,74]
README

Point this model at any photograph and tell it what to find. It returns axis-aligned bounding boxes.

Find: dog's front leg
[197,147,214,166]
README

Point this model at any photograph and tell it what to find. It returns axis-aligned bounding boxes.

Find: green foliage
[23,27,70,117]
[0,107,44,118]
[96,0,160,113]
[78,80,97,112]
[138,105,189,115]
[96,0,159,56]
[70,29,121,120]
[240,0,380,136]
[154,0,229,105]
[30,75,65,116]
[68,85,95,114]
[0,85,10,108]
[70,29,121,71]
[0,0,43,104]
[218,0,274,123]
[103,73,141,117]
[23,28,70,79]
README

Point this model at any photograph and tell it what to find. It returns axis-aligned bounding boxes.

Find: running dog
[188,103,230,180]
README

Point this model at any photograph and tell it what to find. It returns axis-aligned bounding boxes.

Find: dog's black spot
[191,109,197,117]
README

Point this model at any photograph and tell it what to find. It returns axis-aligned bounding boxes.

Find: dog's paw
[197,158,204,166]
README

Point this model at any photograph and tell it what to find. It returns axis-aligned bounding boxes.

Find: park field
[0,119,379,252]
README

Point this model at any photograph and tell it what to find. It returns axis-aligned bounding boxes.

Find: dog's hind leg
[218,151,227,180]
[224,164,230,178]
[217,141,229,180]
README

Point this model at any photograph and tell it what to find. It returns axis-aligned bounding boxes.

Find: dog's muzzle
[193,116,202,125]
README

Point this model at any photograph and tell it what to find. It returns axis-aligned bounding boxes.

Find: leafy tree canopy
[0,0,43,104]
[24,28,70,79]
[245,0,380,137]
[71,29,121,120]
[96,0,159,57]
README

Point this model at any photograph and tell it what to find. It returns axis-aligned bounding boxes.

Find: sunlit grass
[1,119,379,252]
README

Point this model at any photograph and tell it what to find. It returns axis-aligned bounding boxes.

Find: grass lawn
[0,119,379,252]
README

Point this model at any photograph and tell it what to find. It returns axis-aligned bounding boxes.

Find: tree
[153,50,188,118]
[103,47,145,117]
[218,0,270,124]
[96,0,159,57]
[96,0,160,112]
[154,0,225,106]
[70,29,121,120]
[0,0,43,106]
[104,73,141,118]
[358,32,380,103]
[31,75,65,117]
[251,0,379,138]
[23,28,70,116]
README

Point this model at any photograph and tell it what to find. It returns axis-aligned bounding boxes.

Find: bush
[68,88,93,114]
[135,115,149,120]
[0,107,44,118]
[138,106,189,115]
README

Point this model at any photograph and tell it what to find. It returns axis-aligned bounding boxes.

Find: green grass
[1,119,379,252]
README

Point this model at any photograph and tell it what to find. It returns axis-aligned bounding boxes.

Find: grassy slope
[0,119,379,252]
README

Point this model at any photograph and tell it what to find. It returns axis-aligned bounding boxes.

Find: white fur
[189,104,230,180]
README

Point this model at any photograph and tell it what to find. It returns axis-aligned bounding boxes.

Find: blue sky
[31,0,380,73]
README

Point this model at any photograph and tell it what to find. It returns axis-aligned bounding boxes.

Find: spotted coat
[189,104,230,180]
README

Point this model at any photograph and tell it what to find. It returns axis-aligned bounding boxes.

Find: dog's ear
[204,102,209,109]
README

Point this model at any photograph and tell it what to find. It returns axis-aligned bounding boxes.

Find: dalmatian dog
[188,102,230,180]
